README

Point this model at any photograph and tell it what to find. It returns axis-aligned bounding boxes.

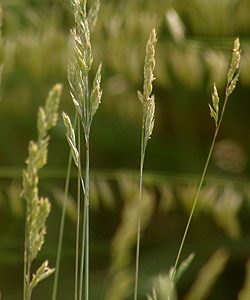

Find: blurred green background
[1,0,250,299]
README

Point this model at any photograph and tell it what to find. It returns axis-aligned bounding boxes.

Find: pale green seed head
[143,29,157,102]
[227,38,241,85]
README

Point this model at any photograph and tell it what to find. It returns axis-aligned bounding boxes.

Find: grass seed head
[143,29,157,102]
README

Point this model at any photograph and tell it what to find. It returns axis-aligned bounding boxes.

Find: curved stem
[173,130,217,273]
[172,90,230,275]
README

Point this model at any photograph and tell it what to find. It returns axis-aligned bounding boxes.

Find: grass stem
[52,113,76,300]
[134,118,146,300]
[75,116,81,300]
[173,88,230,275]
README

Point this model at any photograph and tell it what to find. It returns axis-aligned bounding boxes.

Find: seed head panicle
[23,85,61,296]
[143,29,157,102]
[68,0,102,136]
[138,29,157,144]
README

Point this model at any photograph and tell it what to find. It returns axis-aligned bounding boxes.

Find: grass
[134,29,157,300]
[61,1,102,300]
[22,84,62,299]
[0,0,249,299]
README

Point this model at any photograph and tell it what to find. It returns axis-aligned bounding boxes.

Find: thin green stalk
[79,70,90,300]
[75,116,81,300]
[173,130,217,273]
[52,114,76,300]
[85,141,90,300]
[134,118,146,300]
[23,213,28,299]
[134,29,157,300]
[173,84,232,274]
[78,175,87,300]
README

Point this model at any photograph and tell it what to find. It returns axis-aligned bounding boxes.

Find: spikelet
[23,84,62,298]
[90,63,102,122]
[88,0,100,32]
[226,38,241,97]
[62,112,80,168]
[209,38,241,126]
[208,83,220,127]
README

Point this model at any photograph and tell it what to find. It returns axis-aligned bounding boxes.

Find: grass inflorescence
[22,84,62,300]
[134,28,157,300]
[9,1,247,299]
[61,0,102,300]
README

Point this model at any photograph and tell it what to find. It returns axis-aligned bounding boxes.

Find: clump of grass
[22,84,62,300]
[172,38,241,277]
[62,0,102,299]
[134,28,157,300]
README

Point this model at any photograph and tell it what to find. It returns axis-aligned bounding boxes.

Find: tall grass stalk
[52,113,77,300]
[172,38,241,275]
[134,29,157,300]
[23,84,62,300]
[63,1,101,299]
[75,116,81,300]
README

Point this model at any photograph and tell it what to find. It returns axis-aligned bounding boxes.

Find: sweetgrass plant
[22,84,62,300]
[62,0,102,299]
[134,28,157,300]
[171,38,241,280]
